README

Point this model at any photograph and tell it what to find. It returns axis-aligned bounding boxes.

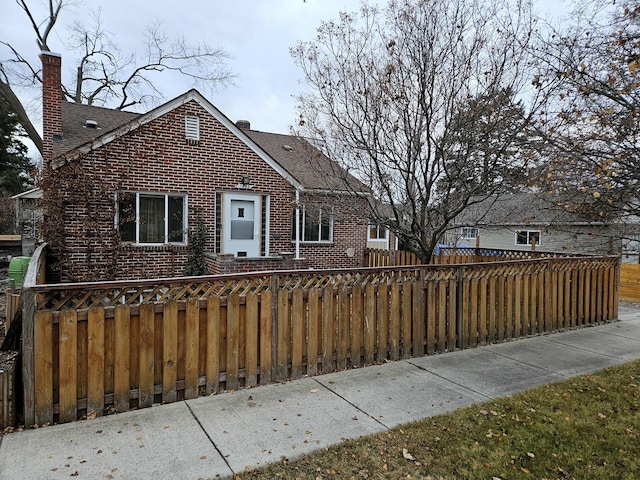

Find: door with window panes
[223,193,261,257]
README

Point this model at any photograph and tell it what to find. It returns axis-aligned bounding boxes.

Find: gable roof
[460,193,608,227]
[53,90,367,194]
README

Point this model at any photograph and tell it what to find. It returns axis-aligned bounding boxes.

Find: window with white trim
[185,115,200,141]
[461,227,479,240]
[515,230,540,246]
[368,223,388,241]
[292,206,333,242]
[118,192,187,244]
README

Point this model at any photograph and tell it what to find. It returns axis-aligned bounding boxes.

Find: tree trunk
[0,80,43,156]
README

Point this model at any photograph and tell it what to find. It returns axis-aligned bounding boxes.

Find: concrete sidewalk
[2,308,640,480]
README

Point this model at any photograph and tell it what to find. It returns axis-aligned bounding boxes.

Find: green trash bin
[8,256,31,289]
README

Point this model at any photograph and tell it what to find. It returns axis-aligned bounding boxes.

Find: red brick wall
[46,99,368,281]
[40,52,63,163]
[295,192,369,270]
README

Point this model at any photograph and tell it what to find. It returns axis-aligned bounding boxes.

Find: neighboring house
[366,222,391,250]
[10,187,42,256]
[616,214,640,263]
[38,52,370,281]
[445,192,623,256]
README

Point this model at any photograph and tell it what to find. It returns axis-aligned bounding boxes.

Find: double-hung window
[292,206,333,242]
[118,192,187,244]
[461,227,479,240]
[515,230,540,246]
[368,223,388,241]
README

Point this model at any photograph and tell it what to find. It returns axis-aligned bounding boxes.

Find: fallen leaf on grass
[402,448,415,460]
[527,452,535,458]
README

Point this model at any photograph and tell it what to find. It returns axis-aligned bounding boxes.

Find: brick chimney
[40,51,63,163]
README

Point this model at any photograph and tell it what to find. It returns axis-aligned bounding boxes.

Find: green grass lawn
[237,359,640,479]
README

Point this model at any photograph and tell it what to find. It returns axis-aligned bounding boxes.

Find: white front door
[223,193,261,257]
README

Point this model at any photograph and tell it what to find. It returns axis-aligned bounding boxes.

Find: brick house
[39,52,371,281]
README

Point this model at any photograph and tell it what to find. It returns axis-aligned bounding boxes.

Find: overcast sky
[2,0,569,147]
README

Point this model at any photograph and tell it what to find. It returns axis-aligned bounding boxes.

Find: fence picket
[496,276,505,342]
[337,287,349,370]
[482,277,490,344]
[259,293,272,384]
[162,300,178,403]
[87,307,105,417]
[138,303,155,408]
[448,278,457,351]
[402,282,412,358]
[226,295,240,391]
[364,284,376,364]
[376,284,389,362]
[291,288,304,379]
[34,311,53,425]
[59,310,78,422]
[437,281,447,353]
[351,284,363,367]
[529,273,538,335]
[245,292,259,387]
[276,289,290,381]
[113,305,130,413]
[514,274,522,338]
[412,281,424,356]
[426,282,436,354]
[505,275,514,340]
[307,288,320,375]
[389,283,400,361]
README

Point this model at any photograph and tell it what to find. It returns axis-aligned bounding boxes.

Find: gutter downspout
[295,188,301,259]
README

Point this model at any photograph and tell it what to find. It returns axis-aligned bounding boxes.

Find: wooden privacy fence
[4,287,21,331]
[433,247,565,264]
[620,263,640,301]
[21,248,619,426]
[364,248,422,267]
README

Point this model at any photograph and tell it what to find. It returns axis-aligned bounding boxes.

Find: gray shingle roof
[243,129,368,193]
[54,102,140,157]
[463,193,605,226]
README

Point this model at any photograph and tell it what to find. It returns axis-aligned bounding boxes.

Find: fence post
[270,274,279,381]
[474,235,481,263]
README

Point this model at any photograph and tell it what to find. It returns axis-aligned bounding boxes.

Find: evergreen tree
[0,96,34,196]
[1,96,35,233]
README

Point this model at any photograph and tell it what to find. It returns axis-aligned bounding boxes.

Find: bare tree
[291,0,546,262]
[0,0,234,155]
[533,0,640,221]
